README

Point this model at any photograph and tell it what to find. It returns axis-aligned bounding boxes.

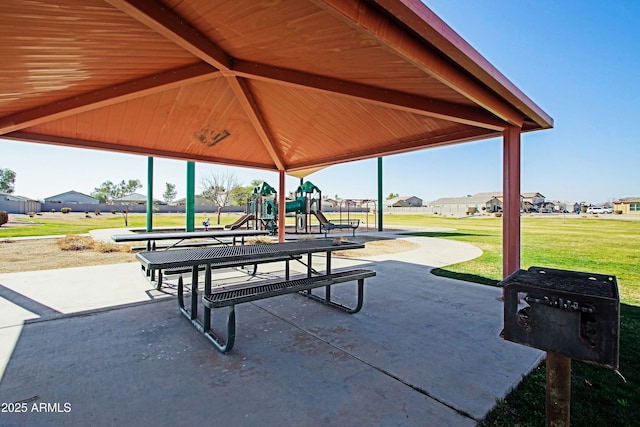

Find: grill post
[546,351,571,427]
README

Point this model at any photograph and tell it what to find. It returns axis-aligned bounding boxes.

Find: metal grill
[502,266,619,368]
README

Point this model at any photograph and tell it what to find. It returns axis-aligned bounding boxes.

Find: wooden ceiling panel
[168,0,472,105]
[21,77,278,168]
[249,80,467,168]
[0,0,198,117]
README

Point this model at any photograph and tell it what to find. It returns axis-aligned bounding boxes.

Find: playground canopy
[0,0,551,173]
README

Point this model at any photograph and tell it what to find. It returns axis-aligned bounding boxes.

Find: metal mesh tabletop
[136,239,364,268]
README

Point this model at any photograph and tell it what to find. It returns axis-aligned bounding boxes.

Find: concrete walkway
[0,229,542,426]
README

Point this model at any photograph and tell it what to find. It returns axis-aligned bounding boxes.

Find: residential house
[385,196,423,208]
[614,197,640,214]
[45,190,98,204]
[174,195,217,207]
[113,192,163,205]
[431,193,503,216]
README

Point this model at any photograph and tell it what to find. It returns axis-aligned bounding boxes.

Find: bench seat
[203,268,375,308]
[197,268,376,353]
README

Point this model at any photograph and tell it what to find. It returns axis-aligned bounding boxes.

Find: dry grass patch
[0,237,136,274]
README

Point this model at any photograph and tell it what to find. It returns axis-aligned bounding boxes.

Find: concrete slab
[0,231,543,426]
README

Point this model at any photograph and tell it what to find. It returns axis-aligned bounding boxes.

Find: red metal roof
[0,0,552,173]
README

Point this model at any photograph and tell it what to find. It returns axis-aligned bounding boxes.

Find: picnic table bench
[135,239,376,353]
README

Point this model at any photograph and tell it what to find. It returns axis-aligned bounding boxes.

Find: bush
[615,210,623,215]
[0,211,8,226]
[27,212,35,217]
[61,207,71,214]
[94,210,101,216]
[57,235,94,251]
[494,212,503,217]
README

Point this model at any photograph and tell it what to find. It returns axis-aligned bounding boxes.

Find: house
[431,194,503,216]
[174,195,217,207]
[614,197,640,214]
[113,192,163,205]
[522,192,546,206]
[45,190,98,204]
[385,196,423,208]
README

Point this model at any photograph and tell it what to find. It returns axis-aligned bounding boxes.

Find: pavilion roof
[0,0,552,173]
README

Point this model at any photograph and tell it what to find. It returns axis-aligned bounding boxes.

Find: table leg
[190,266,198,320]
[325,251,332,302]
[203,265,212,332]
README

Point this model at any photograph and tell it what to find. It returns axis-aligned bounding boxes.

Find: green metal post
[146,157,153,232]
[377,157,383,231]
[186,161,195,232]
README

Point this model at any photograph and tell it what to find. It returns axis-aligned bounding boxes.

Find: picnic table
[135,239,376,353]
[111,229,270,251]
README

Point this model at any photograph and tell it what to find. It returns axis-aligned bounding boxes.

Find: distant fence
[3,201,374,215]
[0,199,43,214]
[40,203,249,214]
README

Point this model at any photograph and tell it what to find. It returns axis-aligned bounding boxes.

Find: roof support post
[502,125,521,279]
[186,161,195,232]
[146,156,153,232]
[278,170,286,242]
[377,157,383,231]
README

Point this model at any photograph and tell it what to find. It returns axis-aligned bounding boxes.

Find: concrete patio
[0,231,542,426]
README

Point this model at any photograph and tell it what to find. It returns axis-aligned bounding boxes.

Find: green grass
[0,212,231,238]
[385,214,640,426]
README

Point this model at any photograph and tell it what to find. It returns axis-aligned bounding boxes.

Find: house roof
[615,197,640,203]
[45,190,97,200]
[113,192,161,203]
[1,192,37,202]
[0,0,552,175]
[432,194,501,205]
[386,195,421,204]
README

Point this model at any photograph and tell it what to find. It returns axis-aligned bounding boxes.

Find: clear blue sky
[2,1,638,204]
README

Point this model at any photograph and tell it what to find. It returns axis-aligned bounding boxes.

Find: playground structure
[242,180,369,236]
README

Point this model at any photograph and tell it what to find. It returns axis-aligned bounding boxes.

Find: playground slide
[224,213,255,230]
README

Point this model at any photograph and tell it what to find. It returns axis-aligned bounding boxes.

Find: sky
[2,0,639,205]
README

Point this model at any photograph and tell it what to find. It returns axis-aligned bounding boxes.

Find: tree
[163,182,177,204]
[230,179,262,207]
[0,168,16,194]
[91,179,142,204]
[91,179,141,226]
[200,171,240,224]
[386,192,399,200]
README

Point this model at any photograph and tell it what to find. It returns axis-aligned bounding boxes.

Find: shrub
[615,210,623,215]
[494,212,503,217]
[0,211,8,226]
[94,210,101,216]
[57,235,94,251]
[111,210,117,214]
[51,209,56,213]
[27,212,35,217]
[61,207,71,214]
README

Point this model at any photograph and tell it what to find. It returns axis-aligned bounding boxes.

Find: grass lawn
[382,214,639,427]
[0,212,233,238]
